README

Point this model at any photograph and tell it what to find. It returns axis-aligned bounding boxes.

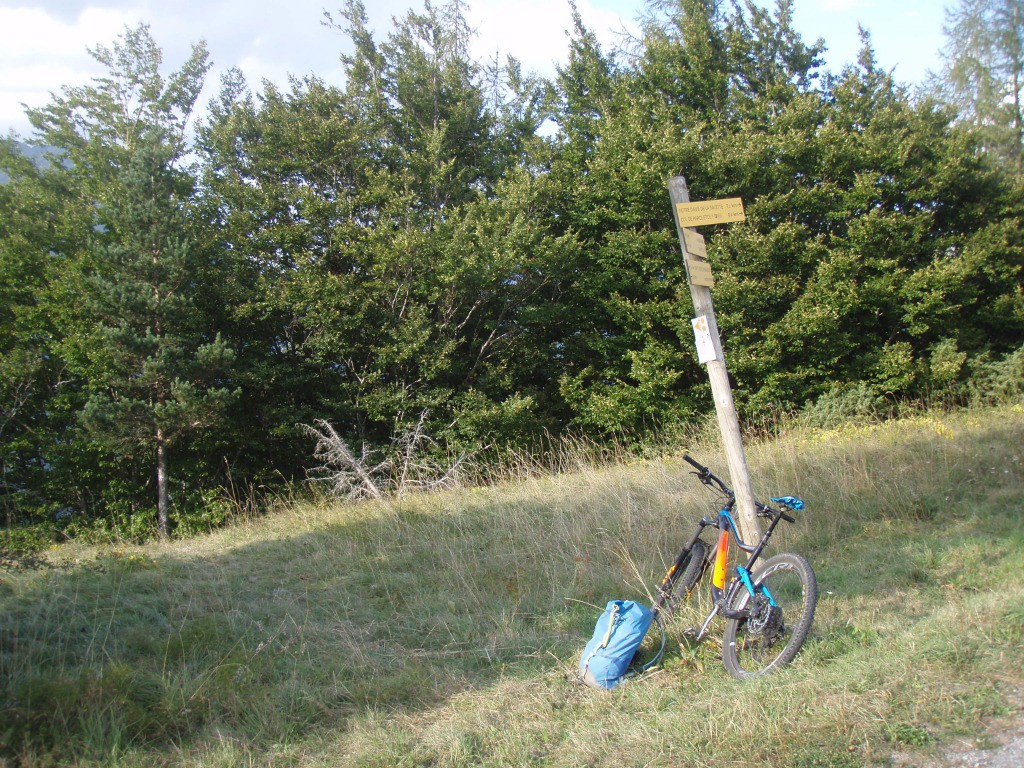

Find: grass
[1,404,1023,767]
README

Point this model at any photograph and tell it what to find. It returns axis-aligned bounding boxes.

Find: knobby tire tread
[664,539,708,619]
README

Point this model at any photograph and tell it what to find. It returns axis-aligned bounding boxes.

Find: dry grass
[2,405,1023,767]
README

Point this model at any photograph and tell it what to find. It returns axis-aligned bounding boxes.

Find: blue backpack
[578,600,661,690]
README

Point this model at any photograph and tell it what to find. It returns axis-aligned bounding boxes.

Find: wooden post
[668,176,760,544]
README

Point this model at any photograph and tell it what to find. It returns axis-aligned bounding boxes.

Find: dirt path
[931,719,1024,768]
[892,689,1024,768]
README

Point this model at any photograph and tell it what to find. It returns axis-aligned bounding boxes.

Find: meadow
[2,405,1023,767]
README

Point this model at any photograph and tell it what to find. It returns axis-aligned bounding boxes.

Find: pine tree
[23,25,235,537]
[75,131,236,537]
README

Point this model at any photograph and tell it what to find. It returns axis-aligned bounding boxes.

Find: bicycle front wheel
[659,539,708,620]
[722,552,817,679]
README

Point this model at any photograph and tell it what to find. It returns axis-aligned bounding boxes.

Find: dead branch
[300,419,390,500]
[300,412,475,501]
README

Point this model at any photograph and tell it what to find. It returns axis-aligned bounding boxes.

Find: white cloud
[0,6,134,57]
[468,0,638,77]
[0,6,140,135]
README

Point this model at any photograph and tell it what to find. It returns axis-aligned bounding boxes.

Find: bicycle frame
[643,454,817,679]
[652,495,792,642]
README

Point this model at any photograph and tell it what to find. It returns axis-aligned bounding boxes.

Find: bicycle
[649,454,818,679]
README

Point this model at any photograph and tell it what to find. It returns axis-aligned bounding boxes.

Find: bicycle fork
[653,525,708,615]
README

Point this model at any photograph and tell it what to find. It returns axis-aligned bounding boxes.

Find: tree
[937,0,1024,175]
[534,0,827,434]
[710,32,1024,412]
[0,140,63,527]
[72,132,236,537]
[196,0,552,466]
[539,5,1023,432]
[23,25,235,537]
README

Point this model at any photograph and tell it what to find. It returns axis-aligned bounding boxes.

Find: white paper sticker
[692,316,718,364]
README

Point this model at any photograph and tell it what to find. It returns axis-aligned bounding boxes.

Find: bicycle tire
[661,539,708,619]
[722,552,817,679]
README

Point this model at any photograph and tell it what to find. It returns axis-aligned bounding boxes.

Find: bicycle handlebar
[683,453,799,523]
[682,453,733,496]
[682,453,708,473]
[757,501,796,523]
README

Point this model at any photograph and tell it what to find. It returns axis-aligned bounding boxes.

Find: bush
[969,346,1024,405]
[798,382,889,429]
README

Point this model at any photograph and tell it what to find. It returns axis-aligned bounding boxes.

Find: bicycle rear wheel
[722,552,817,679]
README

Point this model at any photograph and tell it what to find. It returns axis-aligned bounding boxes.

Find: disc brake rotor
[746,597,784,640]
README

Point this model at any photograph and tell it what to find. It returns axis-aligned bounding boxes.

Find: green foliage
[969,345,1024,403]
[2,1,1024,544]
[537,6,1023,433]
[197,0,552,460]
[797,381,886,429]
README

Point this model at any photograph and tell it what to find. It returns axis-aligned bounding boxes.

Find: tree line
[2,0,1022,543]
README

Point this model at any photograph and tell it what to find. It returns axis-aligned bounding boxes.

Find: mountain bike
[650,454,818,679]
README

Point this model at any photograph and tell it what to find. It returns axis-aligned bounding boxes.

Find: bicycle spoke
[723,553,817,678]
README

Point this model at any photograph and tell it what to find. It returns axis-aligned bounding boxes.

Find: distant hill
[0,140,63,183]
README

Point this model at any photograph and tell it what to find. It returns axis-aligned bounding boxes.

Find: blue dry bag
[578,600,655,690]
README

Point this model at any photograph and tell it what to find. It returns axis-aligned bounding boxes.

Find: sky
[0,0,949,139]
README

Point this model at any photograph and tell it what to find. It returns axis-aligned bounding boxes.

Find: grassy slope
[2,406,1023,767]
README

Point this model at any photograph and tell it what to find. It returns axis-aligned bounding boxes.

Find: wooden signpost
[668,177,760,544]
[681,229,714,288]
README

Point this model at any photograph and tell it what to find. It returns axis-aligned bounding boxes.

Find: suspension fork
[691,511,734,640]
[709,511,731,606]
[653,518,713,614]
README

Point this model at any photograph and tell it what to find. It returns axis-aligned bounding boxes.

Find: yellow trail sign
[681,228,714,287]
[682,228,707,258]
[685,254,715,287]
[675,197,745,227]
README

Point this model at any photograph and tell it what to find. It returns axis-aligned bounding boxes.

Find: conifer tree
[23,25,235,536]
[938,0,1024,175]
[75,131,235,537]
